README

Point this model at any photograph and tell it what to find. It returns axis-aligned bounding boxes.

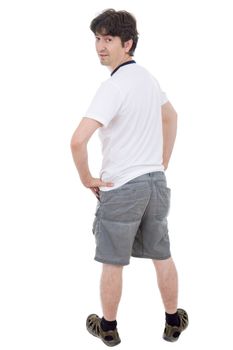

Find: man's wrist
[163,160,169,170]
[81,174,93,187]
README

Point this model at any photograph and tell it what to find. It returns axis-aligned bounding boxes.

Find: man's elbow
[70,134,85,151]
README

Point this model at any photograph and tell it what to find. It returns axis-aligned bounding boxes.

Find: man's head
[90,9,139,70]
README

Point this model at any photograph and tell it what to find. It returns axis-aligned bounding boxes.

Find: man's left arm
[70,117,114,198]
[161,101,178,170]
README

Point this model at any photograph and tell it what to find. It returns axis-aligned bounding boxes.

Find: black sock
[165,311,180,327]
[101,317,117,331]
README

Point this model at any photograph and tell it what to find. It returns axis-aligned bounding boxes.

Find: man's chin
[99,60,109,66]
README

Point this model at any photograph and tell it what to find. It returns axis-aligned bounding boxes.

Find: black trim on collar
[111,60,136,76]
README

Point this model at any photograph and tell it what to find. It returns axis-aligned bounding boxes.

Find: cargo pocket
[156,183,171,220]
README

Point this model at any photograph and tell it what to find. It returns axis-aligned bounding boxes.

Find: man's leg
[100,264,123,321]
[86,264,123,346]
[153,257,189,341]
[86,263,123,346]
[153,257,178,313]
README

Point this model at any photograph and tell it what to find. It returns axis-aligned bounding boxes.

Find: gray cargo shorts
[92,171,171,265]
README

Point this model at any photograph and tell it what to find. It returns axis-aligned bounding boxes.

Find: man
[71,9,188,347]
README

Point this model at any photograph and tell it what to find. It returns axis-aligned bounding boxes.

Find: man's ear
[124,39,133,54]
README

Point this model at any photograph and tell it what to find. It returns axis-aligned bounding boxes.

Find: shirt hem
[100,167,165,191]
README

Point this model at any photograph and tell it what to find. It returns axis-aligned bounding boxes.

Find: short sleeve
[152,76,168,106]
[160,90,168,106]
[84,81,123,127]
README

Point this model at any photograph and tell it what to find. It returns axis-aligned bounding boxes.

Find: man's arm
[161,101,178,170]
[70,117,114,197]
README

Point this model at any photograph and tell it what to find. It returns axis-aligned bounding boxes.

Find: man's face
[95,33,131,71]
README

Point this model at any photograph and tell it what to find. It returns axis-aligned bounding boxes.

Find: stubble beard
[99,56,110,67]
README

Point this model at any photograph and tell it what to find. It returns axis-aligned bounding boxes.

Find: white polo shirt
[85,61,168,191]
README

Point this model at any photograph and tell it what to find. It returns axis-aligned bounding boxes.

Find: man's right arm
[161,101,178,170]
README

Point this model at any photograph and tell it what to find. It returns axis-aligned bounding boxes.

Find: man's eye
[106,38,112,43]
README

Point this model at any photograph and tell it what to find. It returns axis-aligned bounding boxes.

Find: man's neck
[109,56,133,73]
[110,59,136,77]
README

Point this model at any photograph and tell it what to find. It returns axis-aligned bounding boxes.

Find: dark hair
[90,9,139,56]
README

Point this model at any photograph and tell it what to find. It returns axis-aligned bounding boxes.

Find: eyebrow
[95,33,113,38]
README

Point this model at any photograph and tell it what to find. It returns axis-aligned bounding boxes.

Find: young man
[71,9,188,347]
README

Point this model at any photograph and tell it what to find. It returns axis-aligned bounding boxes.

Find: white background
[0,0,233,349]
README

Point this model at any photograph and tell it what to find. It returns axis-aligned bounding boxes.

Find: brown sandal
[86,314,121,347]
[163,308,189,342]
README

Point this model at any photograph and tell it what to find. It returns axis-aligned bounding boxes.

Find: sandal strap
[177,308,189,330]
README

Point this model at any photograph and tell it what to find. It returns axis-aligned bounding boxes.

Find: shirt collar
[111,60,136,76]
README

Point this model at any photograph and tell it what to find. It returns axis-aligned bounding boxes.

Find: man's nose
[97,40,106,52]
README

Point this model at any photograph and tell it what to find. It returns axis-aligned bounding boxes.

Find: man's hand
[84,177,114,200]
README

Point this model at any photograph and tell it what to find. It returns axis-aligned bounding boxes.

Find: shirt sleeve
[152,76,168,106]
[160,90,168,105]
[84,80,123,127]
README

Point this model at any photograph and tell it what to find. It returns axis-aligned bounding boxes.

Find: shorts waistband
[127,171,165,184]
